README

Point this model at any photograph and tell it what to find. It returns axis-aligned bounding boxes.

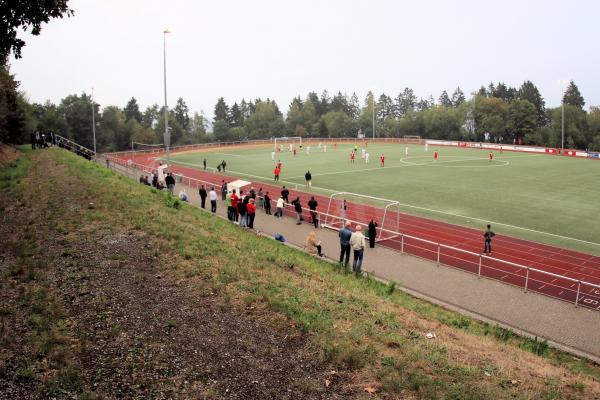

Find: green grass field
[168,143,600,255]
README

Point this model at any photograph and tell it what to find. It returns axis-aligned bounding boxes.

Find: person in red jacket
[434,151,439,161]
[247,198,256,229]
[230,191,239,222]
[350,151,355,164]
[489,151,494,162]
[380,153,385,167]
[274,166,280,181]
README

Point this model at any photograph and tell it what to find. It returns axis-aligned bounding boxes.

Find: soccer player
[425,142,429,152]
[289,143,293,152]
[361,148,366,160]
[334,143,337,150]
[293,148,297,156]
[274,166,280,181]
[380,153,385,167]
[365,152,370,163]
[489,151,493,162]
[306,145,310,155]
[323,144,327,153]
[277,160,282,171]
[271,149,275,161]
[350,151,355,164]
[354,145,358,153]
[434,151,439,160]
[405,146,409,156]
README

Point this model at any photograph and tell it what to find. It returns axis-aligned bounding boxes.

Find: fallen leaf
[364,386,377,394]
[324,379,331,387]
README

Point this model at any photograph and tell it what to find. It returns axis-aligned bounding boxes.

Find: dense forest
[2,67,599,152]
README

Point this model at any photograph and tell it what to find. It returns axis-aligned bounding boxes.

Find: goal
[131,141,164,154]
[321,192,401,242]
[274,136,302,152]
[402,135,422,144]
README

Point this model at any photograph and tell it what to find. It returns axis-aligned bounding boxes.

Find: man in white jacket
[275,196,285,218]
[349,224,366,274]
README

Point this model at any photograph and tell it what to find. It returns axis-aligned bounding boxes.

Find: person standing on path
[281,186,290,204]
[230,191,239,221]
[221,181,228,200]
[247,199,256,229]
[225,190,233,220]
[292,197,303,225]
[257,188,264,208]
[340,199,347,222]
[308,196,318,228]
[368,219,378,248]
[339,221,353,268]
[264,192,271,215]
[237,194,248,227]
[305,170,312,188]
[199,184,208,209]
[483,224,495,256]
[209,187,218,213]
[203,157,207,170]
[350,224,366,274]
[165,173,175,194]
[275,195,285,218]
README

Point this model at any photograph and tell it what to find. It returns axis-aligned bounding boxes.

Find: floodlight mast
[558,79,567,154]
[163,29,171,173]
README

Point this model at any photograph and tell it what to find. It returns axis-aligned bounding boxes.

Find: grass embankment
[1,147,599,399]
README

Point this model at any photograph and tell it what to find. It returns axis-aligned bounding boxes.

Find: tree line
[2,72,600,152]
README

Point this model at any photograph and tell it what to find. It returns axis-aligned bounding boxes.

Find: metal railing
[101,150,600,312]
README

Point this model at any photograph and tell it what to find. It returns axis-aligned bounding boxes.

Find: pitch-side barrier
[101,153,600,312]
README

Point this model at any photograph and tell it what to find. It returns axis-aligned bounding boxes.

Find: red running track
[112,152,600,311]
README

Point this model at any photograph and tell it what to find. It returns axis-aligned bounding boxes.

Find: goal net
[402,135,422,144]
[321,192,401,242]
[132,142,164,154]
[274,136,302,152]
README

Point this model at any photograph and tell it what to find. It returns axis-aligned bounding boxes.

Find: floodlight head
[557,79,568,86]
[164,28,171,34]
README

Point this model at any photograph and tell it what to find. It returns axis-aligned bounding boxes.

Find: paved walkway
[113,161,600,362]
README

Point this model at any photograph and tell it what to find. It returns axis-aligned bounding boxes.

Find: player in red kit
[350,151,355,163]
[380,154,385,167]
[293,148,297,156]
[489,152,493,162]
[277,160,282,170]
[434,151,439,160]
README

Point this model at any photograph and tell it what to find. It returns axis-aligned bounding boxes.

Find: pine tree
[213,97,230,125]
[438,90,452,107]
[230,102,243,127]
[124,97,142,122]
[518,80,546,126]
[451,87,466,107]
[174,97,189,130]
[563,80,585,110]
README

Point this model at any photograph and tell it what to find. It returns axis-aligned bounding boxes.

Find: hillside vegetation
[1,147,599,399]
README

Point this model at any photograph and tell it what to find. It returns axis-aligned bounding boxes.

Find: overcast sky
[9,0,600,118]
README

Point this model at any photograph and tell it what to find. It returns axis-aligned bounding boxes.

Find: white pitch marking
[165,158,600,248]
[559,291,564,295]
[538,284,546,289]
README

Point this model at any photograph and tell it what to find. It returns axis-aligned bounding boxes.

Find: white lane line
[166,158,600,248]
[559,291,564,295]
[501,274,508,279]
[538,284,546,289]
[551,278,557,283]
[570,283,576,288]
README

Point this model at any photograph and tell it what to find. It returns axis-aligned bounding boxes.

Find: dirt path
[0,151,352,399]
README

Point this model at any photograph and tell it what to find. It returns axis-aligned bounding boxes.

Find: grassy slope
[170,144,600,254]
[2,147,600,399]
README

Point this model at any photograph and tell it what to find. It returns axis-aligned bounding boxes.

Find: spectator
[139,175,146,184]
[264,192,271,215]
[230,190,239,221]
[203,157,207,170]
[350,224,366,274]
[340,199,347,222]
[305,231,324,257]
[152,173,158,188]
[292,197,302,225]
[221,181,228,200]
[257,188,264,208]
[250,187,256,200]
[247,199,256,229]
[144,176,151,185]
[165,173,175,194]
[217,164,221,172]
[483,224,495,256]
[178,190,189,203]
[275,196,284,218]
[221,160,227,172]
[209,187,217,213]
[237,195,248,227]
[199,184,208,209]
[281,186,290,203]
[368,219,378,248]
[339,221,353,268]
[225,190,233,220]
[308,196,318,228]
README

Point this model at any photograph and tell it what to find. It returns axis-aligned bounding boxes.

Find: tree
[506,100,538,142]
[213,97,230,124]
[230,102,244,127]
[348,93,360,119]
[563,80,585,110]
[396,88,417,117]
[301,99,318,136]
[518,80,546,126]
[190,112,208,137]
[317,90,331,116]
[142,104,159,129]
[100,106,127,150]
[124,97,142,123]
[377,93,394,120]
[0,66,27,143]
[59,92,96,149]
[330,91,350,115]
[321,111,353,137]
[548,105,587,149]
[474,96,508,142]
[422,106,465,140]
[451,87,466,107]
[174,97,190,130]
[587,107,600,151]
[438,90,452,107]
[244,101,285,139]
[1,1,73,64]
[212,119,232,142]
[491,82,517,102]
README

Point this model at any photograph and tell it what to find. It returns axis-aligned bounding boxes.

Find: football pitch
[167,143,600,255]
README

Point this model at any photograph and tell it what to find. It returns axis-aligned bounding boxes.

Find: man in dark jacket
[281,186,289,203]
[165,173,175,194]
[308,196,318,228]
[292,197,302,225]
[305,170,312,187]
[199,185,208,209]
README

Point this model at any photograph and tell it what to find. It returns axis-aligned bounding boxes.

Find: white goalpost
[274,136,302,152]
[131,141,164,153]
[322,191,401,242]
